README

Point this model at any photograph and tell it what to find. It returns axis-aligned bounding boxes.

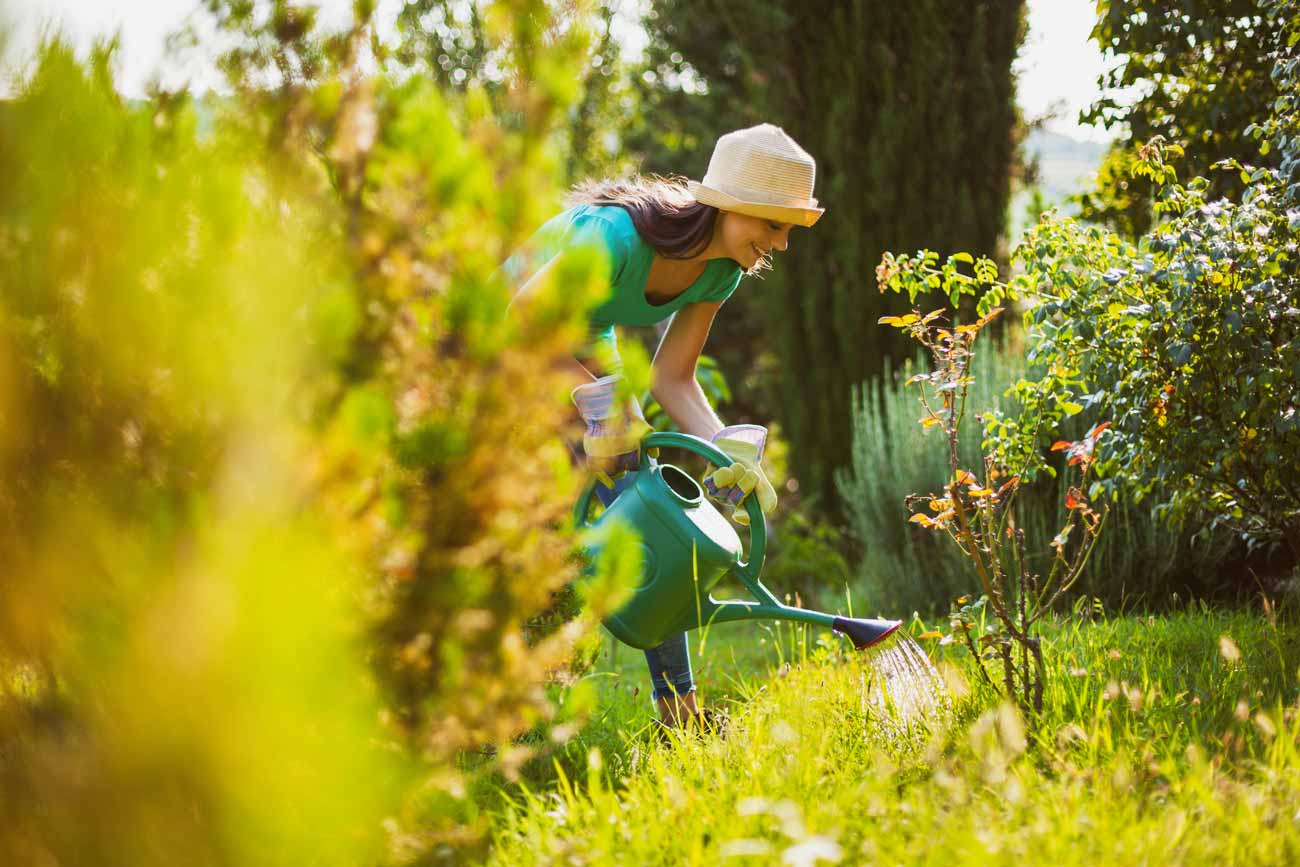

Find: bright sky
[3,0,1116,143]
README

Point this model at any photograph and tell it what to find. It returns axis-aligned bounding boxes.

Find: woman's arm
[650,301,727,440]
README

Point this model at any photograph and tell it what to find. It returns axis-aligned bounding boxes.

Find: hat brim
[688,181,823,227]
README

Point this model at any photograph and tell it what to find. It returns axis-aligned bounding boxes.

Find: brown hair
[568,175,718,260]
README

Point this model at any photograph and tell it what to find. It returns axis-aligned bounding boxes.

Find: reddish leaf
[997,476,1021,494]
[1051,440,1072,451]
[1088,421,1112,439]
[1065,490,1080,510]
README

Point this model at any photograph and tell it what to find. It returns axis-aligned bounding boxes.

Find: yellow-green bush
[0,40,396,865]
[0,2,624,861]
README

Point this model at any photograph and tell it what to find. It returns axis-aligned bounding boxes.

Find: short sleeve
[499,206,634,292]
[567,210,635,285]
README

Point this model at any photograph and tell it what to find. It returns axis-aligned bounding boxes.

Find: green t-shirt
[505,204,743,363]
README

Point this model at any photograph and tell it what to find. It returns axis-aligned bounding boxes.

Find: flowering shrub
[876,253,1107,715]
[1015,141,1299,556]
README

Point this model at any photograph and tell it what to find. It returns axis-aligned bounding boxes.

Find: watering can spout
[832,616,902,650]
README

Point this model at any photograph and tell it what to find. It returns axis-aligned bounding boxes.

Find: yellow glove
[705,432,777,526]
[572,375,654,489]
[582,413,652,488]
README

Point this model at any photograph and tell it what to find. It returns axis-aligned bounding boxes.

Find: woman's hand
[572,375,652,488]
[705,429,778,525]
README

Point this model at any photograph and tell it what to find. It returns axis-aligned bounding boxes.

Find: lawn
[487,606,1300,864]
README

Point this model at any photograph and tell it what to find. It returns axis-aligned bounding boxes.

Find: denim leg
[644,632,694,701]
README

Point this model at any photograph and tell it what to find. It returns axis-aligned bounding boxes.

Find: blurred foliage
[641,352,729,431]
[1077,0,1289,237]
[0,0,642,861]
[0,39,396,866]
[387,0,641,179]
[626,0,1028,516]
[757,509,855,611]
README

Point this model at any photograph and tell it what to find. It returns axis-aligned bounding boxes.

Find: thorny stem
[1000,639,1017,713]
[1018,556,1029,702]
[949,486,1012,628]
[1032,507,1108,626]
[962,622,996,688]
[1030,637,1045,714]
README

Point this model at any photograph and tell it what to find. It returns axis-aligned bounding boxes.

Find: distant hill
[1024,128,1109,203]
[1008,128,1110,237]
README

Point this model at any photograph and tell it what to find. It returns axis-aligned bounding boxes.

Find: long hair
[568,175,718,260]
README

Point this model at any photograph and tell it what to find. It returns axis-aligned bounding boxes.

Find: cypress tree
[632,0,1026,513]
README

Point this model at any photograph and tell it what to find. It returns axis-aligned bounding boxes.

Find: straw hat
[688,124,824,227]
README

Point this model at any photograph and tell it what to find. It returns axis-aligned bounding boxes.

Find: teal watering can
[574,431,901,651]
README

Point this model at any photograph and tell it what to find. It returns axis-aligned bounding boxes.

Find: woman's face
[717,211,794,271]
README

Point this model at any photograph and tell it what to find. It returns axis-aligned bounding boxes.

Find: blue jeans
[644,631,694,701]
[582,455,696,703]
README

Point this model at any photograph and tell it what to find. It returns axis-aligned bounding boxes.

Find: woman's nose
[773,231,790,252]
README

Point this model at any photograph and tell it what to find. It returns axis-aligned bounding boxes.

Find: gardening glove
[704,426,777,526]
[571,374,654,489]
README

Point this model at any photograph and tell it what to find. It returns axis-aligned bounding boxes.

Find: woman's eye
[768,222,782,231]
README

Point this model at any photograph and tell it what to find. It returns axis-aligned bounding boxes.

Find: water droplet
[858,632,954,747]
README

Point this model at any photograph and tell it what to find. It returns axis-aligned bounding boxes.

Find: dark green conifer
[632,0,1027,511]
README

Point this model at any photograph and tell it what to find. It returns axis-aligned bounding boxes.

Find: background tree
[629,0,1027,513]
[1077,0,1289,237]
[388,0,640,179]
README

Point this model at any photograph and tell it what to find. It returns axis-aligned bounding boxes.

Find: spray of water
[859,631,954,745]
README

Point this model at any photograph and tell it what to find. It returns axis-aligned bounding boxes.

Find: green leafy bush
[1016,135,1300,558]
[844,0,1300,609]
[1076,0,1291,237]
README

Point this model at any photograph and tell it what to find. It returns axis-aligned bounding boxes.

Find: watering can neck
[575,432,768,572]
[626,461,741,566]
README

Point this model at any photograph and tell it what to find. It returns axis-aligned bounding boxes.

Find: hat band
[695,178,819,210]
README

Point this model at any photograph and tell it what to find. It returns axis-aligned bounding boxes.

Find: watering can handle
[572,431,767,584]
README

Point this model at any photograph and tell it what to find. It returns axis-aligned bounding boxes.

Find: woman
[508,124,824,729]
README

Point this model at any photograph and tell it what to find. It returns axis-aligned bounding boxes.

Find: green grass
[485,608,1300,865]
